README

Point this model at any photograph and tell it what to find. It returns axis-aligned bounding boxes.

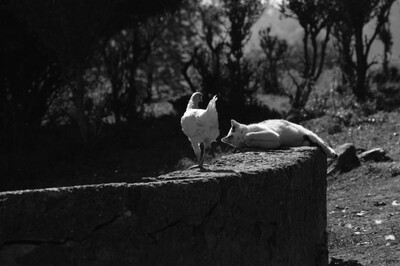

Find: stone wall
[0,147,327,265]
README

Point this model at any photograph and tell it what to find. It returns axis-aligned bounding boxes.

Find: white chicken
[181,92,219,168]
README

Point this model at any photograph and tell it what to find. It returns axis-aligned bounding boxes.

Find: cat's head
[221,119,247,148]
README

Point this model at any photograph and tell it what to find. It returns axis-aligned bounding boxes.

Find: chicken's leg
[191,142,201,164]
[188,142,208,169]
[198,143,206,167]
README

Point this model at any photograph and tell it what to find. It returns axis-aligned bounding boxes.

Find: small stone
[356,211,366,216]
[358,148,391,162]
[385,234,396,241]
[124,210,132,217]
[328,143,360,175]
[356,241,371,246]
[373,201,386,207]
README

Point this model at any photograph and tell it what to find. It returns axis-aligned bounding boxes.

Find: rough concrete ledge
[0,147,327,266]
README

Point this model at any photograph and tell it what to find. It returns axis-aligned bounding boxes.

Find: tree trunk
[353,27,367,100]
[126,65,138,123]
[292,83,303,110]
[72,70,89,144]
[228,59,245,118]
[107,67,122,124]
[291,79,312,110]
[354,63,367,100]
[111,82,121,124]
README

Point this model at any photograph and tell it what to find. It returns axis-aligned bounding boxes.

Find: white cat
[221,119,337,158]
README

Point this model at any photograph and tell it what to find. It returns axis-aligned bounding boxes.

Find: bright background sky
[248,1,400,65]
[199,0,400,65]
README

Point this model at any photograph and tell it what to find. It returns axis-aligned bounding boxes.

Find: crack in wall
[147,219,182,244]
[0,213,124,251]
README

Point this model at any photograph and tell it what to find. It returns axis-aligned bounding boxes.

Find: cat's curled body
[221,119,337,158]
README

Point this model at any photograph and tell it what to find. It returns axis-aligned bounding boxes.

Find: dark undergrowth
[0,101,282,192]
[0,116,189,191]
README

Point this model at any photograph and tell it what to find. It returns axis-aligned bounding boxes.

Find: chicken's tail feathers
[206,95,218,112]
[201,95,218,126]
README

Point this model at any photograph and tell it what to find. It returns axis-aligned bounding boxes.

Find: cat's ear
[231,119,240,128]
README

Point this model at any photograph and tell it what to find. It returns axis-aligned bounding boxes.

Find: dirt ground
[304,110,400,265]
[327,163,400,265]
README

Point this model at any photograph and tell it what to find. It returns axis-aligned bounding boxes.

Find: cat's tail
[304,133,338,158]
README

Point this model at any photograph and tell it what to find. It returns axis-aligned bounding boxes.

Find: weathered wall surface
[0,147,327,266]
